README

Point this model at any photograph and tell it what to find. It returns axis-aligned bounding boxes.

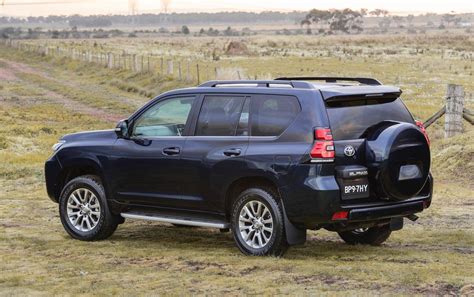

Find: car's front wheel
[337,225,391,245]
[59,175,120,241]
[231,187,288,256]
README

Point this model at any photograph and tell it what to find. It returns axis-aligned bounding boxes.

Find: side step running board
[121,212,230,229]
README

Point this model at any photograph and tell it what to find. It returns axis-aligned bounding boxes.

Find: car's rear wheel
[59,175,120,241]
[337,225,391,245]
[231,187,288,256]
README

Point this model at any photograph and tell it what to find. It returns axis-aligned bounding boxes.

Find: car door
[179,95,250,212]
[111,95,199,209]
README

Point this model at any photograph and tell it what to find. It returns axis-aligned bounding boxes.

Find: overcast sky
[1,0,473,17]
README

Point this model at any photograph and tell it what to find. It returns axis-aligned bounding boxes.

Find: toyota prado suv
[45,77,432,256]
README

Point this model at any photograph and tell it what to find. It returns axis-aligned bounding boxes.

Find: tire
[231,187,288,256]
[59,175,120,241]
[338,225,392,246]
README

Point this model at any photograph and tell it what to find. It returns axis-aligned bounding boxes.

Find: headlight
[52,140,66,152]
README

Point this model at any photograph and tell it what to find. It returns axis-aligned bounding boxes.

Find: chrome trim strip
[120,213,230,229]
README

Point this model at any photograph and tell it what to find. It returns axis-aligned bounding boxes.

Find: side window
[132,96,195,137]
[251,95,300,136]
[196,95,246,136]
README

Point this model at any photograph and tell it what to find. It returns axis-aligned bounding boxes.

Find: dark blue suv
[45,77,432,256]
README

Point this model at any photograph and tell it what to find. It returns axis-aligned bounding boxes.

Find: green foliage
[181,25,190,35]
[303,8,364,34]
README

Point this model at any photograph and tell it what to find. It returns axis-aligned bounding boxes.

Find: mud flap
[281,202,306,245]
[390,217,404,231]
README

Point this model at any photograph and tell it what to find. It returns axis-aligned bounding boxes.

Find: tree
[392,16,404,28]
[302,9,364,34]
[301,9,331,31]
[378,18,392,31]
[442,13,462,27]
[181,25,190,34]
[369,9,389,17]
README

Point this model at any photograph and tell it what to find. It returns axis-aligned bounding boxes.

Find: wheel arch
[55,157,107,202]
[224,175,279,219]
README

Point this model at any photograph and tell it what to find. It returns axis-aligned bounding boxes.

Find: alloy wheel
[66,188,101,232]
[238,200,273,249]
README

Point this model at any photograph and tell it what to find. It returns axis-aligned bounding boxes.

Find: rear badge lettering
[348,170,368,177]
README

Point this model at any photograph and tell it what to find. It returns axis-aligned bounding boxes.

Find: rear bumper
[347,200,425,221]
[281,169,433,229]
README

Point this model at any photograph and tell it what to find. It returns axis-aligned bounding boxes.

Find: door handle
[162,147,180,156]
[223,148,242,157]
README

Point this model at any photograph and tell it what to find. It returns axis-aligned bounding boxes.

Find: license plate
[341,179,369,200]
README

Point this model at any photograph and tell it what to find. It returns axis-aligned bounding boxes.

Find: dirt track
[0,58,132,122]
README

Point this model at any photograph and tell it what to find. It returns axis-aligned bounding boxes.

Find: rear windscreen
[326,98,414,140]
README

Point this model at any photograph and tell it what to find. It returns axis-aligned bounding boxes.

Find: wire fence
[0,38,249,84]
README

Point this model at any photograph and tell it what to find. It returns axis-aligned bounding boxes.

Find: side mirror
[115,119,129,139]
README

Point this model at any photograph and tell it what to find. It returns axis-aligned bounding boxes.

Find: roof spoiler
[275,77,382,86]
[321,86,402,102]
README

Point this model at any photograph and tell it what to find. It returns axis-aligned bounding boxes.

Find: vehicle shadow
[109,222,406,259]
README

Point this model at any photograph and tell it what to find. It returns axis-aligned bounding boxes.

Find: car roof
[161,79,402,101]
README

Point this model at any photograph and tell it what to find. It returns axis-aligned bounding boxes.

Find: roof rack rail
[199,80,314,89]
[274,77,382,86]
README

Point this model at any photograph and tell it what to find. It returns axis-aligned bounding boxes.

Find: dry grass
[0,35,473,295]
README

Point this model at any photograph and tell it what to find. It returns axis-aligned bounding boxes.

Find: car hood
[61,129,117,142]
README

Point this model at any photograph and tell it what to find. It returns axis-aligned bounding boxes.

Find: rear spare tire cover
[365,122,430,201]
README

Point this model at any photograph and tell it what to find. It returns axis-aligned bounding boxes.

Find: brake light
[310,128,335,162]
[331,211,348,220]
[415,120,430,146]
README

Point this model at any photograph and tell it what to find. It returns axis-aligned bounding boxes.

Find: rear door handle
[223,148,242,157]
[162,147,180,156]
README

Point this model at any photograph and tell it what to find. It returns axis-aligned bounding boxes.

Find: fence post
[160,57,164,74]
[196,63,200,84]
[444,84,465,138]
[178,61,182,80]
[107,53,113,68]
[132,54,137,72]
[167,59,173,75]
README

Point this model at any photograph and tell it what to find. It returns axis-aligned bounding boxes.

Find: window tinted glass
[196,96,246,136]
[133,96,194,137]
[251,95,300,136]
[326,98,414,140]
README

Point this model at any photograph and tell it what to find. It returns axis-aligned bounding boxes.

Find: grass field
[0,34,473,295]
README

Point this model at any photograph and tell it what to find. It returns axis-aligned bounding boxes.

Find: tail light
[415,120,430,146]
[310,128,335,162]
